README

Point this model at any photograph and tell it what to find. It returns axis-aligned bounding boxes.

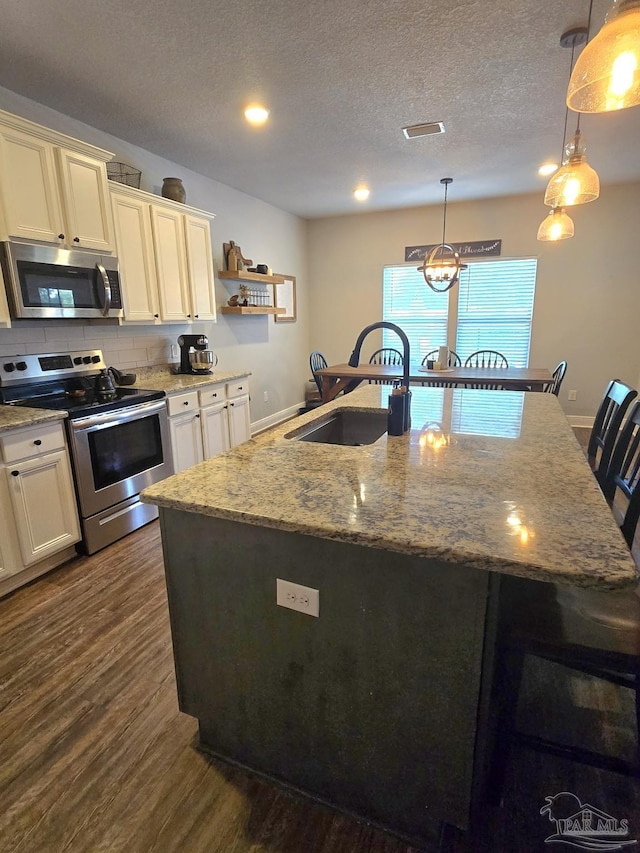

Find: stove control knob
[73,357,83,365]
[83,356,92,364]
[91,355,100,363]
[16,362,27,371]
[3,362,15,372]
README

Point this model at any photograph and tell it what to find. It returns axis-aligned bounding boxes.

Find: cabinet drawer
[1,422,66,463]
[167,391,199,417]
[227,379,249,399]
[198,384,226,408]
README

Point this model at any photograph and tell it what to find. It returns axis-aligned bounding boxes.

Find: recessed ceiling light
[353,186,370,201]
[402,121,445,139]
[244,105,270,126]
[538,162,558,176]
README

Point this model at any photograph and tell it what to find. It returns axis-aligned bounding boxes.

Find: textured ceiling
[0,0,638,218]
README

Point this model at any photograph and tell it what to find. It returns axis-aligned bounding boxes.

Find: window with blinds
[382,258,537,367]
[381,265,448,364]
[456,259,537,368]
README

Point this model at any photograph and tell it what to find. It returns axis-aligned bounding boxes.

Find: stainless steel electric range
[0,350,174,554]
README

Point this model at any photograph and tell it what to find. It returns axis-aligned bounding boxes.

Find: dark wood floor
[1,511,639,851]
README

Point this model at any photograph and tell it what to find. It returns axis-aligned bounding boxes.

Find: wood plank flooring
[1,517,639,853]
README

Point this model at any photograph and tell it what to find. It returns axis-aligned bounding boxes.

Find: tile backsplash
[0,320,189,368]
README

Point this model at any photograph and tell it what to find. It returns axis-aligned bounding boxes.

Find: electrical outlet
[170,344,178,359]
[276,579,319,617]
[263,390,269,403]
[568,390,577,401]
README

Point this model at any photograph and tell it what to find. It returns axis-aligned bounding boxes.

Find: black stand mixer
[176,334,217,375]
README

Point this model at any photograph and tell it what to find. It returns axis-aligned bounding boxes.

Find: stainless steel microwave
[1,242,123,320]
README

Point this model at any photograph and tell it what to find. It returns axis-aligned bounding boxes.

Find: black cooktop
[1,382,165,419]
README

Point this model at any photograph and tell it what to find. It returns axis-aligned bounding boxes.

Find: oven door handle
[70,398,167,432]
[97,262,111,317]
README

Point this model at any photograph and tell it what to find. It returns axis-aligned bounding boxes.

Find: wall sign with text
[404,239,502,263]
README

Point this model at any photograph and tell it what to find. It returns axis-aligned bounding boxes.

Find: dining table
[316,363,552,403]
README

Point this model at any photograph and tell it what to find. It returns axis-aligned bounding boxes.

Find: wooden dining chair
[309,350,328,396]
[544,360,567,396]
[368,347,404,366]
[489,408,640,797]
[587,379,637,496]
[368,347,404,384]
[464,350,508,389]
[464,350,508,368]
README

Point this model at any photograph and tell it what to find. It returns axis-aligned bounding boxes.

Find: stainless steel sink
[287,410,388,446]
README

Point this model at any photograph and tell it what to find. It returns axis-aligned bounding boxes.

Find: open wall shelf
[218,270,285,284]
[220,306,285,315]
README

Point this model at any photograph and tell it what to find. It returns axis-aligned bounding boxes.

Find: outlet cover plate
[276,578,319,617]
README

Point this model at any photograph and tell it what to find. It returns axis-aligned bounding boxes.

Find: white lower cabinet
[168,378,251,474]
[0,421,81,590]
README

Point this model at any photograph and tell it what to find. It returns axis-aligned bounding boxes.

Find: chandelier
[418,178,467,292]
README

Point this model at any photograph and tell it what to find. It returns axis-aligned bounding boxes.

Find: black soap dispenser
[388,381,405,436]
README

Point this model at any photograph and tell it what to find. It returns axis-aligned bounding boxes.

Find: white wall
[307,185,640,418]
[0,86,310,426]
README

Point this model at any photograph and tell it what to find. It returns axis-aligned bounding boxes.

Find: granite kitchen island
[141,385,638,846]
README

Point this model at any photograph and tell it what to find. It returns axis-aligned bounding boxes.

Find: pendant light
[418,177,467,293]
[544,28,600,208]
[567,0,640,113]
[537,206,575,241]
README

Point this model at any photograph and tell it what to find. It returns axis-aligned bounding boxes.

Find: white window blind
[381,265,448,364]
[456,259,537,368]
[382,258,537,368]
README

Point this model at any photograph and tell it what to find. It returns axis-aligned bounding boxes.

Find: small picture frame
[273,274,297,323]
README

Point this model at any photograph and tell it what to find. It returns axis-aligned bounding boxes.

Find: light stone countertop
[0,365,251,429]
[0,406,67,433]
[130,365,251,395]
[141,385,639,589]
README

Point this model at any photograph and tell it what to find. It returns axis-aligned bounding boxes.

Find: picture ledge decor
[273,275,297,322]
[405,239,502,263]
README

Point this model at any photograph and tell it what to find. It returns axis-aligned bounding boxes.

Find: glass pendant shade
[567,0,640,113]
[543,130,600,206]
[537,207,575,241]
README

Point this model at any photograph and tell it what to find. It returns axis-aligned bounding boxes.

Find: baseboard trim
[567,415,594,429]
[251,402,304,436]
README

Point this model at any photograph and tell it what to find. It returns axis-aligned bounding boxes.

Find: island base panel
[158,508,494,843]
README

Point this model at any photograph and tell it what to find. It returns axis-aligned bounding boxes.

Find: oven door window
[17,261,99,309]
[88,414,164,490]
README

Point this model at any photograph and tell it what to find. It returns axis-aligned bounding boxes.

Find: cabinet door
[201,400,231,459]
[111,191,160,322]
[0,127,63,243]
[184,215,216,321]
[150,206,191,322]
[0,263,10,327]
[5,450,81,567]
[56,148,115,252]
[169,411,204,473]
[227,394,251,447]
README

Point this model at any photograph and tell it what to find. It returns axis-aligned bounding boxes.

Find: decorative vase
[161,177,186,204]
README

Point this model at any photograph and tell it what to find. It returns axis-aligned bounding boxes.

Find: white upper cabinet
[111,190,160,322]
[111,183,216,325]
[151,205,192,322]
[55,148,114,252]
[184,214,217,321]
[0,110,115,252]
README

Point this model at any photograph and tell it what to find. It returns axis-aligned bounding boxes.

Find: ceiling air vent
[402,122,445,139]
